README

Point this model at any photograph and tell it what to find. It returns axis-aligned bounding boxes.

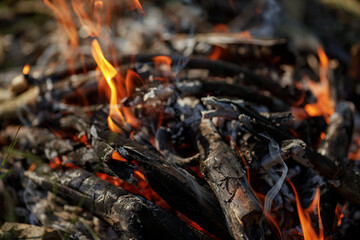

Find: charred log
[25,168,210,240]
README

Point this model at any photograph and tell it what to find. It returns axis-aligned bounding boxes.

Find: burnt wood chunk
[197,119,267,240]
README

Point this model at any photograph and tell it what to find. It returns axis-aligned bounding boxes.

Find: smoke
[260,133,288,214]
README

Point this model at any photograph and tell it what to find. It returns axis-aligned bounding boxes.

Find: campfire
[1,0,360,239]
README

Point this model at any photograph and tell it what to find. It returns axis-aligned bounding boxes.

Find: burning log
[25,168,211,240]
[196,118,267,240]
[91,124,232,239]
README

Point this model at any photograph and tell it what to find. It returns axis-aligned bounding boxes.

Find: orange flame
[91,39,124,133]
[43,0,78,72]
[153,56,173,83]
[153,56,172,69]
[288,179,324,240]
[335,204,345,227]
[125,69,144,96]
[23,64,30,75]
[72,0,100,37]
[128,0,145,16]
[304,47,335,123]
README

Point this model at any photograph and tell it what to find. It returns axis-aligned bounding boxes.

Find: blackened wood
[196,119,267,240]
[25,169,211,240]
[91,126,232,239]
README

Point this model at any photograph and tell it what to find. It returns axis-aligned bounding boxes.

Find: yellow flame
[91,39,124,132]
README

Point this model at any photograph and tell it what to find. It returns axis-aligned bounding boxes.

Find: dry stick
[25,169,211,240]
[317,101,355,236]
[0,86,39,120]
[93,128,232,239]
[196,119,267,240]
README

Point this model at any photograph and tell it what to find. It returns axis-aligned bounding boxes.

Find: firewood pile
[1,0,360,239]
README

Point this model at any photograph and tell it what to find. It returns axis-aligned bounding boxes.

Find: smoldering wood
[196,118,267,240]
[66,146,138,185]
[90,124,232,239]
[25,168,211,240]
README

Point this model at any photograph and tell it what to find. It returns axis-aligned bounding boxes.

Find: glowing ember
[213,24,230,33]
[208,46,222,60]
[288,179,324,240]
[22,64,30,75]
[304,47,335,123]
[49,156,62,169]
[91,39,124,133]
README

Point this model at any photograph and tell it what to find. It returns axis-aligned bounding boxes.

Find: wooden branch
[25,169,211,240]
[196,119,267,240]
[0,86,39,120]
